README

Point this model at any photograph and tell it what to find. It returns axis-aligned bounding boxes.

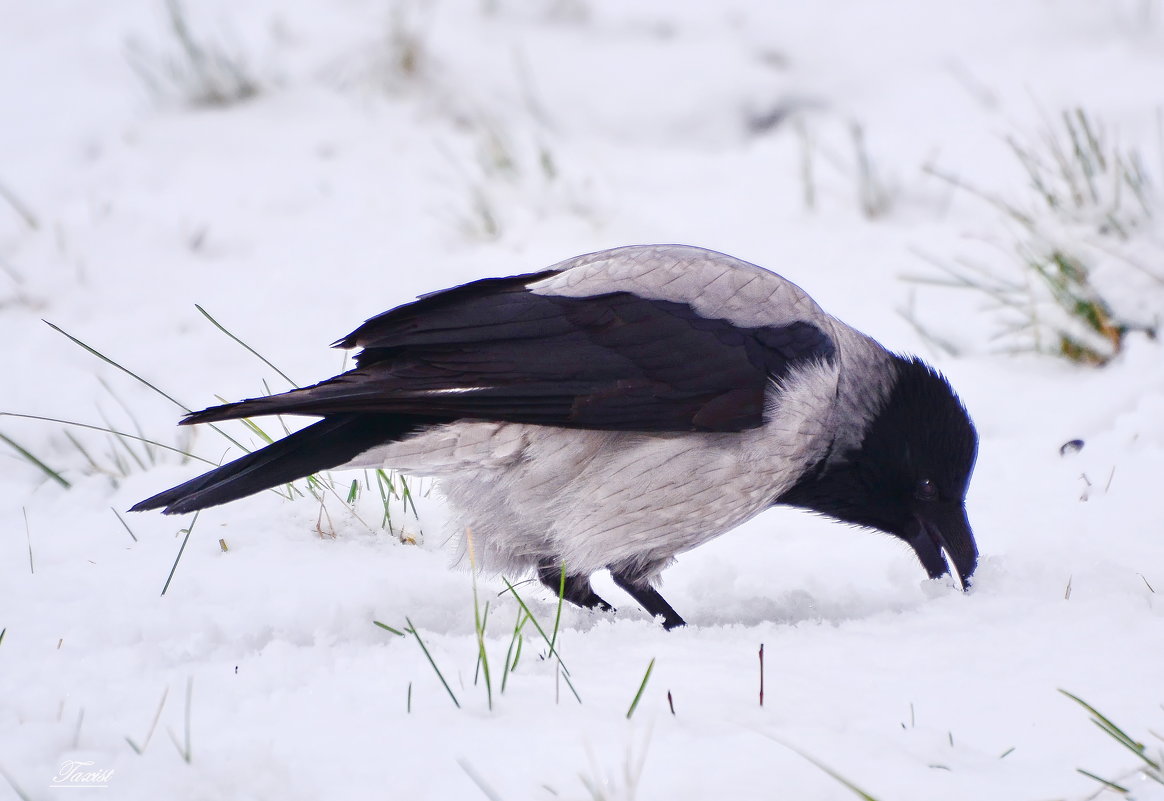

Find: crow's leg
[610,571,686,630]
[537,563,613,612]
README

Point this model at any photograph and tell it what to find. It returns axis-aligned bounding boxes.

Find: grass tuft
[501,577,581,704]
[1061,689,1164,797]
[126,0,259,108]
[21,313,419,537]
[465,528,493,710]
[917,108,1161,366]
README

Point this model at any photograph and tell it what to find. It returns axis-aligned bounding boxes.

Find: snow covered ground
[2,1,1163,798]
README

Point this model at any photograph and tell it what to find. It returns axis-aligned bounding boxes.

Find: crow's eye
[915,479,938,501]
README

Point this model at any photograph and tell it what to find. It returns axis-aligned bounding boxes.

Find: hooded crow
[132,245,979,628]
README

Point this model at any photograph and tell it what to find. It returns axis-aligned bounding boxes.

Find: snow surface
[2,1,1163,799]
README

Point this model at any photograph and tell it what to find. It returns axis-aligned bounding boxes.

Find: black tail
[130,414,420,515]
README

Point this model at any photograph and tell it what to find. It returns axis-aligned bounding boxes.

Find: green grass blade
[775,741,884,801]
[0,413,217,467]
[373,620,405,637]
[500,578,581,703]
[549,562,565,655]
[195,304,298,388]
[111,507,139,542]
[44,320,192,412]
[99,376,155,463]
[626,657,655,719]
[501,608,528,694]
[473,593,493,709]
[500,578,571,676]
[1060,689,1159,769]
[399,474,419,518]
[42,322,255,454]
[375,469,396,531]
[161,511,200,596]
[99,407,148,472]
[1076,768,1130,793]
[63,430,103,472]
[126,686,169,755]
[405,617,460,709]
[0,430,70,488]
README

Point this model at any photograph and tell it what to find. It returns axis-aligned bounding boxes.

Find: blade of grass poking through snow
[99,376,155,463]
[23,509,33,574]
[1076,768,1130,794]
[63,430,102,473]
[1060,689,1163,772]
[501,607,529,694]
[126,687,169,755]
[43,322,253,453]
[473,601,491,680]
[0,413,219,466]
[165,676,193,764]
[457,758,504,801]
[44,321,191,411]
[404,617,460,709]
[99,406,148,472]
[195,304,298,388]
[549,561,565,657]
[373,620,405,637]
[766,738,884,801]
[626,657,655,719]
[110,507,139,542]
[0,430,70,488]
[399,472,418,517]
[465,529,493,709]
[375,469,396,531]
[161,511,201,596]
[500,577,581,703]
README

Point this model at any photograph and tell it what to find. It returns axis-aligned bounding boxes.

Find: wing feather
[185,264,835,433]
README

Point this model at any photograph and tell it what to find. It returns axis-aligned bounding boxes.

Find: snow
[2,1,1163,799]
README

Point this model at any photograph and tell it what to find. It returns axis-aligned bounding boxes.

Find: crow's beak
[907,505,978,590]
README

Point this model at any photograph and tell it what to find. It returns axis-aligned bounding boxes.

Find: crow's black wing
[183,276,835,433]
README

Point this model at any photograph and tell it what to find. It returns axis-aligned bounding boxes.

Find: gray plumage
[134,245,979,628]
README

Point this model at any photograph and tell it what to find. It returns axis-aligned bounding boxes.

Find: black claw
[537,564,613,612]
[610,572,686,630]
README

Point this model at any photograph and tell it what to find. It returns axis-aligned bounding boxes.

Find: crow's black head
[777,356,979,586]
